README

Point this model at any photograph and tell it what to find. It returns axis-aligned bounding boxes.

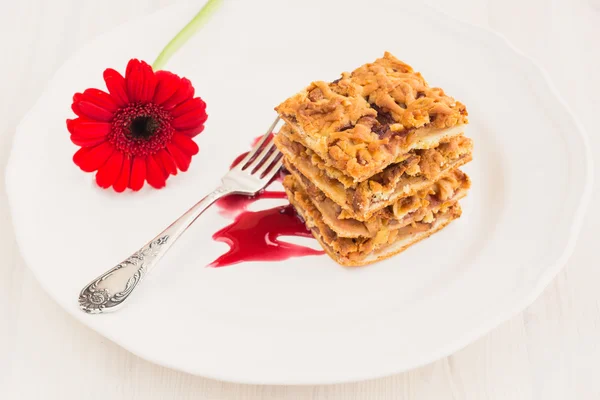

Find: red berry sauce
[210,204,323,267]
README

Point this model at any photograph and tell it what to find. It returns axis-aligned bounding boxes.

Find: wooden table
[2,0,599,398]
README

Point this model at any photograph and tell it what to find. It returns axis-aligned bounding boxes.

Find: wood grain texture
[1,0,599,398]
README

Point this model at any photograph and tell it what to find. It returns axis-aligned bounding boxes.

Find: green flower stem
[152,0,223,71]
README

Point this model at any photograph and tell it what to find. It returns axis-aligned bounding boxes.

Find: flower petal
[171,97,206,118]
[71,93,84,116]
[171,133,199,156]
[177,124,205,138]
[103,68,129,106]
[156,149,177,176]
[75,100,114,122]
[70,135,107,147]
[153,154,169,179]
[167,143,192,172]
[129,156,146,191]
[67,119,111,138]
[140,62,157,103]
[113,157,131,193]
[153,71,181,105]
[73,142,114,172]
[66,119,76,134]
[125,59,156,103]
[125,59,142,103]
[161,78,194,110]
[96,151,124,188]
[146,155,166,189]
[81,88,119,112]
[172,111,208,130]
[71,103,82,117]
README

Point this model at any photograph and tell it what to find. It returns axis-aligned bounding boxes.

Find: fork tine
[249,141,277,172]
[235,117,280,170]
[255,146,282,176]
[260,156,283,182]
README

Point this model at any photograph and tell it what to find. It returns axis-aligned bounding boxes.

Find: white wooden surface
[1,0,599,398]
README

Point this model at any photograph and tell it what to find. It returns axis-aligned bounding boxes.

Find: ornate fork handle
[79,185,234,314]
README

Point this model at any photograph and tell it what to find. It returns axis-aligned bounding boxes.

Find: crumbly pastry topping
[275,52,468,181]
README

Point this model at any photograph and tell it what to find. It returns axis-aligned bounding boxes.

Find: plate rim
[4,1,594,384]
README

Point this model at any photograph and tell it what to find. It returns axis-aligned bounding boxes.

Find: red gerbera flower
[67,59,207,192]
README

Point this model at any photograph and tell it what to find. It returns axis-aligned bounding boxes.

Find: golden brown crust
[276,127,472,220]
[275,52,468,181]
[283,174,463,266]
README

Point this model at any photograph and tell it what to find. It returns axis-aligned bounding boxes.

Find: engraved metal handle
[78,185,234,314]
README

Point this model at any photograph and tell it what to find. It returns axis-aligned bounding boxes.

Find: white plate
[5,0,592,384]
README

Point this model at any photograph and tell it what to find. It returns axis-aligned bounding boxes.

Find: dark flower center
[129,116,159,139]
[109,103,174,157]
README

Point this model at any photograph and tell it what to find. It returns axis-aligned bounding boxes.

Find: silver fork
[78,118,284,314]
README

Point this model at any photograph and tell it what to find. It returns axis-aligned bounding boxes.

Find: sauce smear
[210,140,324,267]
[210,204,323,267]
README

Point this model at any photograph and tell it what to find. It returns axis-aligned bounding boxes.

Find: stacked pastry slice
[274,52,473,266]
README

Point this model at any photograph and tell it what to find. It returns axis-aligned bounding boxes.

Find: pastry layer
[283,174,462,267]
[276,128,472,221]
[288,166,470,238]
[275,52,468,182]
